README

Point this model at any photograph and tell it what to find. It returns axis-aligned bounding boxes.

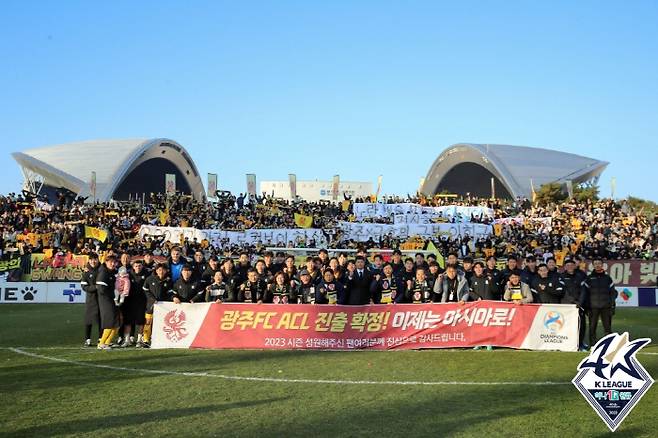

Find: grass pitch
[0,305,657,437]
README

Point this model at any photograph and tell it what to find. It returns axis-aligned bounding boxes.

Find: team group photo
[1,1,656,437]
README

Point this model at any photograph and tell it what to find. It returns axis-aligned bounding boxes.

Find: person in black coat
[531,264,565,304]
[142,263,173,346]
[484,256,504,300]
[95,255,120,349]
[201,256,221,287]
[118,259,149,347]
[345,256,374,305]
[467,262,495,301]
[316,269,346,304]
[172,265,204,303]
[80,253,101,346]
[238,269,268,303]
[583,258,617,348]
[561,259,588,350]
[370,263,404,304]
[205,270,235,303]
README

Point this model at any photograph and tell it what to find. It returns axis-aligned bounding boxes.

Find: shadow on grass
[9,398,288,436]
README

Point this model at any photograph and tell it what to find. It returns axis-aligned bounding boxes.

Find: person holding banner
[294,270,317,304]
[531,264,564,304]
[96,255,120,350]
[172,265,204,303]
[345,256,374,305]
[205,271,233,303]
[404,267,433,303]
[484,256,504,300]
[238,269,267,303]
[467,262,495,301]
[80,253,101,347]
[270,271,295,304]
[503,271,533,304]
[436,265,469,303]
[316,269,346,305]
[143,263,173,347]
[371,263,403,304]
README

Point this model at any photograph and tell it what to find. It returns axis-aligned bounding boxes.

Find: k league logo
[572,332,654,431]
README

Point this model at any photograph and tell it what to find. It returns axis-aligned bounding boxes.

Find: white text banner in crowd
[353,203,494,221]
[337,221,492,242]
[138,225,327,247]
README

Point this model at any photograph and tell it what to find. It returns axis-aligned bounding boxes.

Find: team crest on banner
[163,309,188,342]
[572,332,654,431]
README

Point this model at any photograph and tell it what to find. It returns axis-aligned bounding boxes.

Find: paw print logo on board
[21,286,37,301]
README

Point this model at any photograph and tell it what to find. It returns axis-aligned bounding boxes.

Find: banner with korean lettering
[337,221,492,242]
[353,203,494,221]
[151,302,579,351]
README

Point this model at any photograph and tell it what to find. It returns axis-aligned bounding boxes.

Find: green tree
[535,182,567,205]
[573,185,599,202]
[627,196,658,217]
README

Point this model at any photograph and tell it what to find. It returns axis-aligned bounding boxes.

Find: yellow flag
[493,223,503,236]
[554,250,567,266]
[85,226,108,242]
[424,240,444,269]
[159,209,169,225]
[294,213,313,228]
[341,200,351,212]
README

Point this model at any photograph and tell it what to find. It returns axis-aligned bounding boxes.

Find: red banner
[152,301,579,351]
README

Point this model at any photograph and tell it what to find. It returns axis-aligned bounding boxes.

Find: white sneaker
[84,339,92,347]
[97,344,112,350]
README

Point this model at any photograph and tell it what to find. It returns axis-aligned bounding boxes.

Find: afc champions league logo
[163,309,188,342]
[573,332,654,431]
[543,311,564,334]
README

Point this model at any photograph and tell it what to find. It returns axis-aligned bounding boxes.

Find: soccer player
[172,265,204,303]
[80,253,101,347]
[142,263,173,347]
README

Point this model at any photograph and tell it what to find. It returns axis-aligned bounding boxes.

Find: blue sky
[1,1,657,200]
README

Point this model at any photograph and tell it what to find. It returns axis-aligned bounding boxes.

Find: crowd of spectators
[1,188,657,264]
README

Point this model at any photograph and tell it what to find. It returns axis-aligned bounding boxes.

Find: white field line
[5,347,580,386]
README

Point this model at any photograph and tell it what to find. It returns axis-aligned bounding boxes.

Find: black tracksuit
[484,268,503,300]
[583,270,617,346]
[468,274,495,301]
[561,270,587,347]
[143,274,173,313]
[172,277,204,303]
[531,276,565,304]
